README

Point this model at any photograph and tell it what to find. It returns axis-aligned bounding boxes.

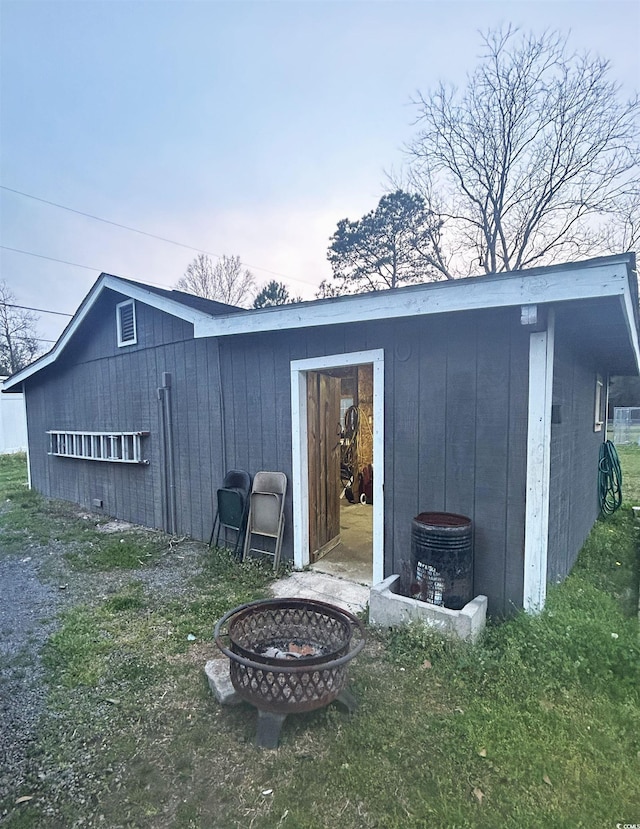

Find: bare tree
[407,27,640,276]
[601,185,640,254]
[176,254,256,307]
[0,282,41,374]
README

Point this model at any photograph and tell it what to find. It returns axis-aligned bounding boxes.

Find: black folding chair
[209,470,251,558]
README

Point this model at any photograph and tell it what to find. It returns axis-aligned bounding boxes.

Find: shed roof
[2,273,241,391]
[3,253,638,392]
[107,275,244,316]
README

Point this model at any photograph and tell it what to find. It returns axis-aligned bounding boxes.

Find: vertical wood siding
[24,292,224,540]
[217,310,529,615]
[547,332,603,583]
[383,311,529,615]
[25,294,532,615]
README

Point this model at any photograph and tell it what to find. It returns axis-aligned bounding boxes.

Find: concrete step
[269,570,369,616]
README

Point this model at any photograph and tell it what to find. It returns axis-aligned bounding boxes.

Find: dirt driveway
[0,553,63,803]
[0,517,215,827]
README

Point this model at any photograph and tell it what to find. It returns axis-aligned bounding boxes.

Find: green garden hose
[598,440,623,515]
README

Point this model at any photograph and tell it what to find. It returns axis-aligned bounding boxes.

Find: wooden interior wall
[356,364,374,472]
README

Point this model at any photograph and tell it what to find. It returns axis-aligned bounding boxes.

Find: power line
[1,185,315,286]
[0,245,162,289]
[0,244,232,296]
[0,247,166,315]
[1,245,101,272]
[0,243,318,305]
[0,301,73,317]
[5,335,56,344]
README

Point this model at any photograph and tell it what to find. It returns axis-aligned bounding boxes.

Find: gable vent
[117,299,137,347]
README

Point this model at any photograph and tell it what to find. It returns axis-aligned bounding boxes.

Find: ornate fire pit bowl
[214,597,365,748]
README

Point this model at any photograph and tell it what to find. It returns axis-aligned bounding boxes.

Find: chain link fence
[612,407,640,444]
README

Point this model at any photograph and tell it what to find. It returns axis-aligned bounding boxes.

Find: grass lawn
[1,450,639,828]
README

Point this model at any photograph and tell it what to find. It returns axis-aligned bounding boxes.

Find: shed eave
[621,284,640,375]
[195,259,633,340]
[3,253,637,393]
[1,273,228,392]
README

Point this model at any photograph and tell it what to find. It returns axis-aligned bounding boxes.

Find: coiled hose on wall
[598,440,623,515]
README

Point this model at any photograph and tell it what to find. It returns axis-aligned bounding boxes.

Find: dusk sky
[1,0,638,346]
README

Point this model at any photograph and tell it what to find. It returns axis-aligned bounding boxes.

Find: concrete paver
[269,570,369,616]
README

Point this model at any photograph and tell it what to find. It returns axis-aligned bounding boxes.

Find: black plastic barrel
[410,512,473,610]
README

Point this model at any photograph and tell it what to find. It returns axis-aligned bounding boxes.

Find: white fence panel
[0,380,28,454]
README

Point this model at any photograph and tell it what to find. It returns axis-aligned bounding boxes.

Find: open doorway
[290,350,384,586]
[306,365,374,584]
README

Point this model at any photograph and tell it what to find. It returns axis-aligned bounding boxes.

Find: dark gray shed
[5,254,639,616]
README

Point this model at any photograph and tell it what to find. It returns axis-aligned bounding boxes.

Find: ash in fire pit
[214,598,365,748]
[256,641,323,659]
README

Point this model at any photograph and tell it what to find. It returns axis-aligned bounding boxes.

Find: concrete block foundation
[369,575,487,643]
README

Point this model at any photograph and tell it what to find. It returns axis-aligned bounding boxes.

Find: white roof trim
[3,256,638,392]
[102,275,219,325]
[621,284,640,374]
[195,261,631,339]
[2,274,225,390]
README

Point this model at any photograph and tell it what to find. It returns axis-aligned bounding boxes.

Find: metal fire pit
[214,597,365,748]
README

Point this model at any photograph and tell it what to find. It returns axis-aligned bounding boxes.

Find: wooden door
[307,371,341,561]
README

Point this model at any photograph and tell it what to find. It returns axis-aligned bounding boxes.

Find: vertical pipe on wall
[216,338,227,476]
[158,373,177,535]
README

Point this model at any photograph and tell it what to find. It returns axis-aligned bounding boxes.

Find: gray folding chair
[242,471,287,570]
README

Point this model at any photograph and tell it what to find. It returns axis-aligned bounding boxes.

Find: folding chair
[209,470,251,558]
[242,471,287,570]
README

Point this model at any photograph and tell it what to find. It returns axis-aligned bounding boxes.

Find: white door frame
[290,349,385,584]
